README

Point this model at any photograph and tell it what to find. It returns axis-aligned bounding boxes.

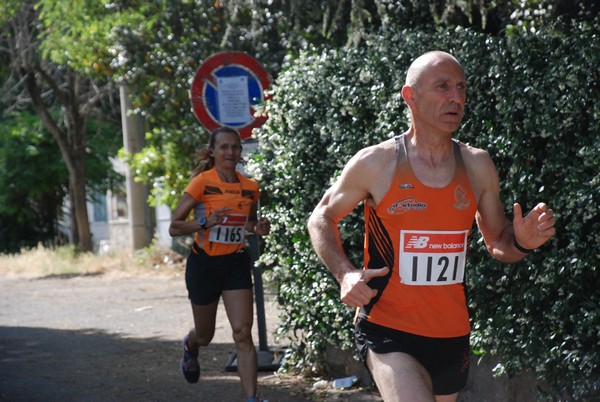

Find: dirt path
[0,273,382,402]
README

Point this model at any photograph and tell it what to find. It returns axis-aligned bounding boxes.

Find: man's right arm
[307,182,360,281]
[307,149,390,307]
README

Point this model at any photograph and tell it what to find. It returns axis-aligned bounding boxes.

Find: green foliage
[84,0,598,209]
[84,116,124,194]
[37,0,147,77]
[109,0,387,208]
[120,129,190,210]
[248,20,599,398]
[0,111,67,252]
[464,20,600,399]
[0,108,122,253]
[106,1,246,207]
[106,0,512,208]
[0,0,21,23]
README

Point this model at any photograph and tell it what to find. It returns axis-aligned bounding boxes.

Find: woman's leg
[180,300,219,383]
[188,300,219,351]
[222,288,257,399]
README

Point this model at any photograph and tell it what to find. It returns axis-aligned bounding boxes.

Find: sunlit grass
[0,243,186,278]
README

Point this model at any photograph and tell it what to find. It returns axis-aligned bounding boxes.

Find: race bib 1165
[399,230,468,286]
[208,214,248,244]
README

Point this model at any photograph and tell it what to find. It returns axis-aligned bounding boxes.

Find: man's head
[402,51,467,135]
[405,51,462,88]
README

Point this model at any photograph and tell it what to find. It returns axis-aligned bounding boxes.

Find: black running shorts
[185,246,252,305]
[355,318,470,395]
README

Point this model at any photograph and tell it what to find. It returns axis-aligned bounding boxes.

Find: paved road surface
[0,274,381,402]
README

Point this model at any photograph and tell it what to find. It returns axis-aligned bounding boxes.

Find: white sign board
[217,76,251,125]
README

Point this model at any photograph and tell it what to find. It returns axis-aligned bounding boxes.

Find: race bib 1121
[399,230,468,286]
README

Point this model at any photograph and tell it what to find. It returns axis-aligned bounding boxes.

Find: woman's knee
[231,323,253,346]
[192,327,215,346]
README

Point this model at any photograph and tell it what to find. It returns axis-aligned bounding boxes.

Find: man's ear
[401,85,415,105]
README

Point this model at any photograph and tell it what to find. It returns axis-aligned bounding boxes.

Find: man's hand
[513,202,556,250]
[340,267,390,308]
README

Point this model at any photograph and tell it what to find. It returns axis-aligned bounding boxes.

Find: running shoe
[180,335,200,383]
[246,397,268,402]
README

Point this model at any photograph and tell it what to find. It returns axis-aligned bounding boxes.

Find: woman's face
[211,131,242,170]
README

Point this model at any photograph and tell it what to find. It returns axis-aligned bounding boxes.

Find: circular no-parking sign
[190,51,271,139]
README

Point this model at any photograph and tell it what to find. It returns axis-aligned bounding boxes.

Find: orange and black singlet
[184,168,259,257]
[359,134,478,338]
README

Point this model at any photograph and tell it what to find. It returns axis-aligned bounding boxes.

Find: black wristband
[513,238,534,254]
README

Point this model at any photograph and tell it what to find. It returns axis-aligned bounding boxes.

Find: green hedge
[248,21,599,398]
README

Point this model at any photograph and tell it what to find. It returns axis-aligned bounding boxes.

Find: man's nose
[448,89,464,103]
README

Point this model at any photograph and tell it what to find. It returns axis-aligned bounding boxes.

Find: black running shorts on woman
[355,318,470,395]
[185,246,252,305]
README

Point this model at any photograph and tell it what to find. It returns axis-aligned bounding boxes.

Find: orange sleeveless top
[359,135,477,337]
[185,168,259,256]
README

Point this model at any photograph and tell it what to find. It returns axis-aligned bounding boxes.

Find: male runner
[307,51,556,401]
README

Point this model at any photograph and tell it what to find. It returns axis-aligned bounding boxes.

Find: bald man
[307,51,556,401]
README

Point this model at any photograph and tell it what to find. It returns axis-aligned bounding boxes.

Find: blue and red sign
[190,51,271,139]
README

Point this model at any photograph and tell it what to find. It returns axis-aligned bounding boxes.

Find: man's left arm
[511,201,555,252]
[473,152,556,263]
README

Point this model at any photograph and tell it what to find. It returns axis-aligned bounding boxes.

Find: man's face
[410,58,467,135]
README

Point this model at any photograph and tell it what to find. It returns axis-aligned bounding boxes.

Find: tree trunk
[68,187,79,246]
[19,68,94,252]
[69,153,92,252]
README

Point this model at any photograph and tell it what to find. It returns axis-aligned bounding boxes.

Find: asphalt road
[0,274,381,402]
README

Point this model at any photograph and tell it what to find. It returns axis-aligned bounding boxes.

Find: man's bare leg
[367,350,434,402]
[367,350,459,402]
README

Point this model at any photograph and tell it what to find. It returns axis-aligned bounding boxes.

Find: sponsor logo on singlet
[453,184,471,210]
[387,197,427,215]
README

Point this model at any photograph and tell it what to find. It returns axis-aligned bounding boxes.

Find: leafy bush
[464,21,600,399]
[248,20,599,398]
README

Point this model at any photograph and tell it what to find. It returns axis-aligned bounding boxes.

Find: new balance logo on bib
[400,230,468,285]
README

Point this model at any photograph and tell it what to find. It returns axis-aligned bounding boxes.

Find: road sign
[190,51,271,139]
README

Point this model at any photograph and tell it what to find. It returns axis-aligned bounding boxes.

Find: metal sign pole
[225,233,285,372]
[249,234,268,352]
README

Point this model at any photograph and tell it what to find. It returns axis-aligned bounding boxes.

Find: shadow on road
[0,326,306,402]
